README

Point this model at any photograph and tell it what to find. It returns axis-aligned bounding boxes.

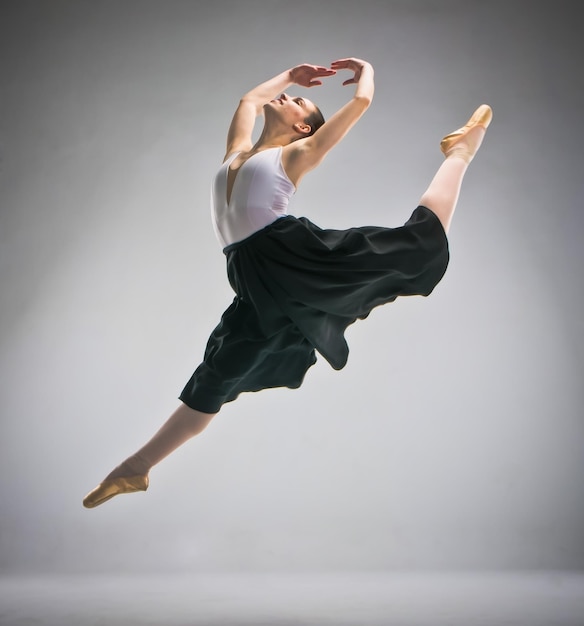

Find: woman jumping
[83,58,492,508]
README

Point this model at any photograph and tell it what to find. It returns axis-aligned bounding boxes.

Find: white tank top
[212,147,296,248]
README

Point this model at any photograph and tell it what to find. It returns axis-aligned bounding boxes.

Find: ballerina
[83,58,492,508]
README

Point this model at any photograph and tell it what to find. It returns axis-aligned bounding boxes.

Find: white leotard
[212,146,296,248]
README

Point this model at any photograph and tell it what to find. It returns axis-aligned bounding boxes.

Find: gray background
[1,0,583,583]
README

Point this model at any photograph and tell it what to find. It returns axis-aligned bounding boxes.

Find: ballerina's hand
[291,64,337,88]
[330,58,370,86]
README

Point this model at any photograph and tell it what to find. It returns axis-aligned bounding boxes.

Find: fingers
[313,67,337,77]
[294,60,366,87]
[330,62,348,72]
[301,64,336,76]
[307,59,368,72]
[330,58,357,69]
[329,58,368,86]
[291,64,336,88]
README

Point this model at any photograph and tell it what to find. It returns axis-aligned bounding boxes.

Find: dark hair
[304,105,325,137]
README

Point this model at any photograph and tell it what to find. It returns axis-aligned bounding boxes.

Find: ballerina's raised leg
[419,104,492,233]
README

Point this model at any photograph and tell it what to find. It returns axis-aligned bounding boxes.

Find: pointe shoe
[82,475,149,508]
[440,104,493,162]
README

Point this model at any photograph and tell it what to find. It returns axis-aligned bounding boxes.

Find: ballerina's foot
[440,104,493,163]
[82,474,149,508]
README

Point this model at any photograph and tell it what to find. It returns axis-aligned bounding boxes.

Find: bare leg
[106,403,216,478]
[83,403,216,508]
[419,155,470,234]
[419,105,492,234]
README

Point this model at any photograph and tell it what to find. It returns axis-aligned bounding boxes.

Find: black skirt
[179,205,449,413]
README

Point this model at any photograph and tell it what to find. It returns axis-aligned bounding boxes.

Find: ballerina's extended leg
[83,403,216,508]
[419,104,492,233]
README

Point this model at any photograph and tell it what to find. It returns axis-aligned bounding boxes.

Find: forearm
[241,69,294,112]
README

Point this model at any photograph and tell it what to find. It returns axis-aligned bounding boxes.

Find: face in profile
[266,93,320,137]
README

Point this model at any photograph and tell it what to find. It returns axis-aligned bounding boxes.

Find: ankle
[125,453,151,475]
[444,147,474,164]
[105,453,150,480]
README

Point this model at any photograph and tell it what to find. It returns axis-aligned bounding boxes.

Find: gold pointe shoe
[82,475,149,509]
[440,104,493,158]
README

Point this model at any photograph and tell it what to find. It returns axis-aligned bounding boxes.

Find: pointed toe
[440,104,493,156]
[83,475,149,509]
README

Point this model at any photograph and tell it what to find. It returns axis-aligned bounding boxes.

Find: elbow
[354,94,373,110]
[239,95,264,116]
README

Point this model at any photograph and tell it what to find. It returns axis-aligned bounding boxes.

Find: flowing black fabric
[180,205,449,413]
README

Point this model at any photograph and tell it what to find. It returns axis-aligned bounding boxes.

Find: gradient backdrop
[1,0,583,576]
